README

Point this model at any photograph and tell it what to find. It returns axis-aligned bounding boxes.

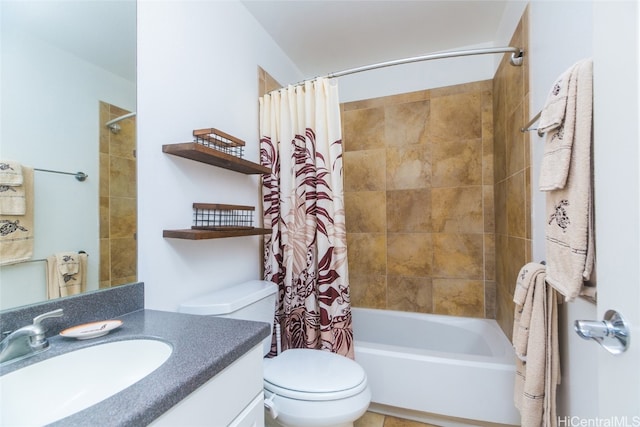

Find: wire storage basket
[192,203,255,230]
[193,128,245,159]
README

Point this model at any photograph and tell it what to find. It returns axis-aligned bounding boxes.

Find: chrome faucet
[574,309,630,355]
[0,308,64,364]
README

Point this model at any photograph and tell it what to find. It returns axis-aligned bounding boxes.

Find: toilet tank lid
[178,280,277,315]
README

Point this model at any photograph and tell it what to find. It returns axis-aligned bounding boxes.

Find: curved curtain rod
[104,111,136,127]
[105,111,136,127]
[106,111,137,134]
[324,46,524,79]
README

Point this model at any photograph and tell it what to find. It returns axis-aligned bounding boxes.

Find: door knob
[574,309,630,355]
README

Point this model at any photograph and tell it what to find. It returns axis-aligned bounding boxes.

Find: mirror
[0,0,137,310]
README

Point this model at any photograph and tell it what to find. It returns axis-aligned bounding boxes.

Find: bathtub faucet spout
[574,320,611,339]
[573,310,630,355]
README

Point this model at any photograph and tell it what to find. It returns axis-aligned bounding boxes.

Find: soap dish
[60,320,123,340]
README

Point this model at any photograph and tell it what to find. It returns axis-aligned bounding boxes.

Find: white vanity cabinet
[152,344,264,427]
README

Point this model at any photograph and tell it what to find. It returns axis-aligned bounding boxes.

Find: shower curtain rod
[325,46,524,79]
[106,111,136,134]
[105,112,136,127]
[277,46,524,90]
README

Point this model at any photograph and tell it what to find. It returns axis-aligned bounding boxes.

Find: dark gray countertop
[1,309,270,427]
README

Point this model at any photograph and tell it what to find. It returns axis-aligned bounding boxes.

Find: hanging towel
[0,160,26,215]
[46,252,88,299]
[0,182,26,215]
[0,161,24,186]
[512,262,546,361]
[56,252,80,275]
[538,61,582,191]
[513,263,560,427]
[0,166,34,265]
[541,59,595,302]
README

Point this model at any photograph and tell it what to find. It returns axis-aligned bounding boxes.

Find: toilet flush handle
[264,392,278,419]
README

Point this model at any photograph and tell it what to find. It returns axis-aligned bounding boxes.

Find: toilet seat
[264,349,368,401]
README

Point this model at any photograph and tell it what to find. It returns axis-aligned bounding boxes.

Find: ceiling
[241,0,511,78]
[5,1,511,85]
[3,0,136,83]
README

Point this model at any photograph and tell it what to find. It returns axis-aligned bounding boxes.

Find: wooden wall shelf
[163,228,272,240]
[162,129,270,240]
[162,143,270,175]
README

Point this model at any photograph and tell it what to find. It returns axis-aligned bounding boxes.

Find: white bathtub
[352,307,520,427]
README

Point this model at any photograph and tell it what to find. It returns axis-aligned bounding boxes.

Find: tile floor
[355,411,439,427]
[265,410,438,427]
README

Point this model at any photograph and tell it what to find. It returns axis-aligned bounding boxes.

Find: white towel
[513,263,560,427]
[512,262,546,361]
[0,161,24,186]
[46,252,88,299]
[56,252,80,275]
[542,59,595,302]
[538,64,574,134]
[538,62,582,191]
[0,167,34,265]
[0,161,27,215]
[0,183,26,215]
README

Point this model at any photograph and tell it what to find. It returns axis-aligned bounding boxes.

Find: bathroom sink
[0,339,172,426]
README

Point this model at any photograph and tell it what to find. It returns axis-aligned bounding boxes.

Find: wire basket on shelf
[192,203,255,230]
[193,128,245,159]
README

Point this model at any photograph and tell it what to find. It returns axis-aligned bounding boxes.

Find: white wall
[592,1,640,416]
[136,0,302,311]
[0,9,135,309]
[338,41,500,103]
[494,1,529,71]
[336,1,528,103]
[526,0,597,419]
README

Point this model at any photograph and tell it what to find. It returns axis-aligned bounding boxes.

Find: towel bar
[18,251,88,264]
[520,110,543,136]
[34,168,87,182]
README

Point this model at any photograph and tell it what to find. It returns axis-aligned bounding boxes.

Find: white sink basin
[0,339,172,426]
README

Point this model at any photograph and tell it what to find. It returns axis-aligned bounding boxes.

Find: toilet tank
[179,280,278,355]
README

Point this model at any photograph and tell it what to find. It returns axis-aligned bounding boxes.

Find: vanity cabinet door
[151,345,263,426]
[228,393,264,427]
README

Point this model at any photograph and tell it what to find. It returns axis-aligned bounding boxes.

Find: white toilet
[179,280,371,427]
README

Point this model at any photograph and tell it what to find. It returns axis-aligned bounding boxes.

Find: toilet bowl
[263,348,371,427]
[179,280,371,427]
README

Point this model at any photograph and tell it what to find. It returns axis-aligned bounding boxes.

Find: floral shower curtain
[259,78,354,359]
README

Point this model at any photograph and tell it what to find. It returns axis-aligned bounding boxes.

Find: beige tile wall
[99,102,137,289]
[257,67,283,278]
[259,67,282,97]
[342,81,496,318]
[259,43,532,325]
[493,7,532,338]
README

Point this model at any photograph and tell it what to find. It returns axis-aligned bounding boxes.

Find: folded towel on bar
[46,252,88,299]
[537,65,573,135]
[513,262,560,427]
[56,251,80,275]
[0,161,24,186]
[538,60,584,191]
[0,181,26,215]
[512,262,546,361]
[542,59,595,302]
[0,166,34,265]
